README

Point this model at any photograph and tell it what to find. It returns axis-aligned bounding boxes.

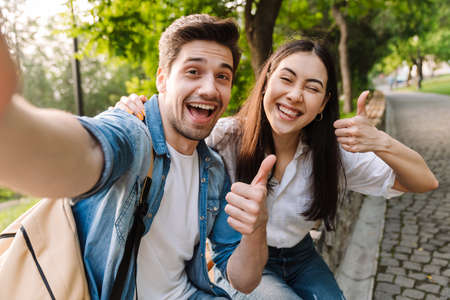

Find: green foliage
[70,0,448,113]
[0,188,19,203]
[75,0,237,96]
[0,198,40,232]
[370,0,448,78]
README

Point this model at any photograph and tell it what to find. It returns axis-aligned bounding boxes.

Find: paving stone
[403,261,422,271]
[396,246,413,254]
[409,272,428,281]
[403,289,425,299]
[377,273,394,282]
[376,282,401,295]
[423,264,441,275]
[401,234,419,243]
[394,253,410,261]
[381,257,400,267]
[429,274,449,286]
[387,267,407,276]
[400,240,418,248]
[396,296,413,300]
[416,283,441,294]
[371,94,450,300]
[442,269,450,277]
[411,254,431,263]
[395,275,415,288]
[434,252,450,260]
[431,258,448,267]
[374,291,395,300]
[442,287,450,297]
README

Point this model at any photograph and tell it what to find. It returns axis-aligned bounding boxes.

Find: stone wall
[315,91,387,272]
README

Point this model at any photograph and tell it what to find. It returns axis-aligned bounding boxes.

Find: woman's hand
[334,90,438,193]
[333,91,389,153]
[114,94,148,120]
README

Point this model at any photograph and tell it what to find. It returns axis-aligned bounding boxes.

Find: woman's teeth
[278,105,300,118]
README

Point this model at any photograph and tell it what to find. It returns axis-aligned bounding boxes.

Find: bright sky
[23,0,67,20]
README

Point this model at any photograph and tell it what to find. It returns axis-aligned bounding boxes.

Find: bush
[0,188,20,203]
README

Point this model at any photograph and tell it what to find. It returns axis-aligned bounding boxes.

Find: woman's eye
[281,77,292,83]
[187,69,198,75]
[307,86,319,92]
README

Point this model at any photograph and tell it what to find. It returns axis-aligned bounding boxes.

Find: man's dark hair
[159,14,241,76]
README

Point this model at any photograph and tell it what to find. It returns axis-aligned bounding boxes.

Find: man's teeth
[279,105,299,117]
[189,103,215,111]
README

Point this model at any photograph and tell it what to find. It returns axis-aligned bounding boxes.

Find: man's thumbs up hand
[225,155,276,235]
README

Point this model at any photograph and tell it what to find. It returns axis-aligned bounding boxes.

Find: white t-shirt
[207,117,403,248]
[136,143,200,299]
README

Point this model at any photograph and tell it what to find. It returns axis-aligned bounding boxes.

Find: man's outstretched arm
[0,34,103,198]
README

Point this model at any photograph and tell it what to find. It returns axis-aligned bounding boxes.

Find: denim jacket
[72,95,241,300]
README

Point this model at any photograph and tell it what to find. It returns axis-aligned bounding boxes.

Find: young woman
[116,40,438,300]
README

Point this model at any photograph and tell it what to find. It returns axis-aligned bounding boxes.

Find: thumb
[356,90,370,116]
[251,155,277,186]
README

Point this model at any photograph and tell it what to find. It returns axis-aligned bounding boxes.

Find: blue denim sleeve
[209,173,242,281]
[76,109,149,198]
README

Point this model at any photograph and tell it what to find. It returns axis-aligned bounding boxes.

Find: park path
[373,92,450,300]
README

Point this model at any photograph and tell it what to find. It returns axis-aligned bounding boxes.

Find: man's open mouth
[186,103,217,118]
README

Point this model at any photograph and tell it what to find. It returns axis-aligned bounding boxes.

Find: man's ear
[156,67,167,93]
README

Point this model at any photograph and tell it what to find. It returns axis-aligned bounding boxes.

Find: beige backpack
[0,143,154,300]
[0,198,90,299]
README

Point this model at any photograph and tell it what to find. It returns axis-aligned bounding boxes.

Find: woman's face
[263,51,328,140]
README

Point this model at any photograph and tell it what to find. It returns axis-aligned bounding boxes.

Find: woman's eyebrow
[281,67,297,77]
[305,78,324,88]
[281,67,324,88]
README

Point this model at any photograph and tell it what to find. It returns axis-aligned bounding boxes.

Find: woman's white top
[206,117,403,248]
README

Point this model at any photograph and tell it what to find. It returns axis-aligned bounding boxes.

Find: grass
[396,74,450,96]
[0,188,21,203]
[0,198,40,232]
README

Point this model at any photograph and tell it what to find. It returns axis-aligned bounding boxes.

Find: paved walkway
[373,92,450,300]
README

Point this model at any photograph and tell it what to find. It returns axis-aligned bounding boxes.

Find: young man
[0,15,275,299]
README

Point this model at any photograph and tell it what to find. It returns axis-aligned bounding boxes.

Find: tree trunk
[406,63,413,87]
[245,0,283,76]
[416,54,423,90]
[331,4,352,113]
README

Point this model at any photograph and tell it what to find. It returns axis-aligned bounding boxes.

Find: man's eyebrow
[281,67,324,88]
[185,57,233,73]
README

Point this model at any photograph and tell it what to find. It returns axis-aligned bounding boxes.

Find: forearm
[374,131,438,192]
[0,95,103,198]
[226,227,268,294]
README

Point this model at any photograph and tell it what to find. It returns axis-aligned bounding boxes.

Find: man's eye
[217,74,231,81]
[187,69,198,75]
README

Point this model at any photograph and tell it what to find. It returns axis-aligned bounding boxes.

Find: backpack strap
[110,120,154,300]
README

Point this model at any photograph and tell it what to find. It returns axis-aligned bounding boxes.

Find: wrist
[242,225,267,244]
[374,130,393,153]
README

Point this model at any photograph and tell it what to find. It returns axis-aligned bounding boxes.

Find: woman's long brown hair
[236,40,343,230]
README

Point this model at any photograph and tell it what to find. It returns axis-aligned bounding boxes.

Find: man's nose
[198,74,219,100]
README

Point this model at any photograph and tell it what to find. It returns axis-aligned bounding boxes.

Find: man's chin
[175,125,214,142]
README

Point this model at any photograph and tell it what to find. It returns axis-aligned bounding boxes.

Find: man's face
[157,40,233,145]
